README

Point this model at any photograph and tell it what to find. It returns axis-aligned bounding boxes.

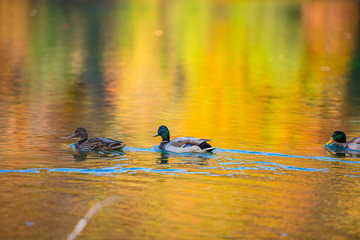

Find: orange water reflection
[0,0,359,155]
[1,1,360,239]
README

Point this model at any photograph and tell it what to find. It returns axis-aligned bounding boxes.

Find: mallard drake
[68,127,125,151]
[153,125,215,153]
[326,131,360,151]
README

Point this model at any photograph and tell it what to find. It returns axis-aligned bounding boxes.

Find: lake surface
[1,0,360,239]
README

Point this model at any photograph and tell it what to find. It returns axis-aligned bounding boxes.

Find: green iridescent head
[326,131,347,145]
[332,131,347,143]
[153,125,170,141]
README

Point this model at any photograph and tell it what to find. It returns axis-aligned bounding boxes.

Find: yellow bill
[325,137,335,146]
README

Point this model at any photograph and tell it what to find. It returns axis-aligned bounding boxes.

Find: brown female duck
[68,127,125,151]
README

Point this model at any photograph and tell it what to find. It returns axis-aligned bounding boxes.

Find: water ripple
[1,148,359,177]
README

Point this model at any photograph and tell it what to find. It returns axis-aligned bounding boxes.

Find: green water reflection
[1,0,360,153]
[1,0,360,239]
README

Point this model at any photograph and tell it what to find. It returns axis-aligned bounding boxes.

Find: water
[1,0,360,239]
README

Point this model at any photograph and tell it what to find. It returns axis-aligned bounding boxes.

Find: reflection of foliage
[347,4,360,114]
[0,0,359,155]
[107,0,360,152]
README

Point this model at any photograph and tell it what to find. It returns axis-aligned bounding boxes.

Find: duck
[325,131,360,151]
[68,127,126,151]
[153,125,215,153]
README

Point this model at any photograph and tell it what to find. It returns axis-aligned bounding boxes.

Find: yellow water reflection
[1,1,360,239]
[104,0,360,154]
[0,0,359,155]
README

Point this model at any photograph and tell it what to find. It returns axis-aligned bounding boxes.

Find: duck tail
[203,147,216,152]
[113,144,126,150]
[199,142,214,151]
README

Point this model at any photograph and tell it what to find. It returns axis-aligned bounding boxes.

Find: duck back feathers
[79,137,125,151]
[345,137,360,151]
[164,137,215,153]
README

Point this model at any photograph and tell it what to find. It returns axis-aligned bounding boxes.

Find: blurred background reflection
[1,0,360,239]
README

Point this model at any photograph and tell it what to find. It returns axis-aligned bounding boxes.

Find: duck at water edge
[325,131,360,151]
[153,125,215,153]
[68,127,126,151]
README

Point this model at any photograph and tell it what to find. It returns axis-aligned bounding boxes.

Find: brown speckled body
[77,137,125,151]
[69,127,125,151]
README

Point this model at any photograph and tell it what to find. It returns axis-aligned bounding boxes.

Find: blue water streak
[215,148,360,164]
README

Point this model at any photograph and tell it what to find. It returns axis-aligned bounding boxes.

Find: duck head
[153,125,170,141]
[326,131,347,145]
[68,127,89,142]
